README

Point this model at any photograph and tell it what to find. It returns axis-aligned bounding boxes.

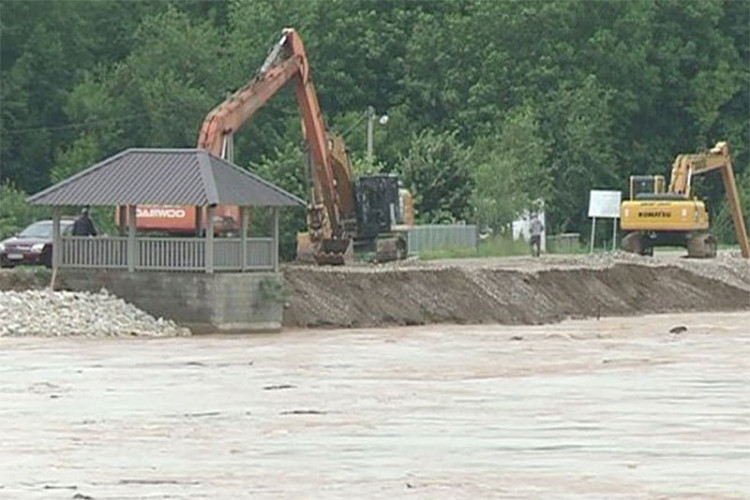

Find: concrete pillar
[206,205,215,274]
[240,206,248,272]
[52,207,61,270]
[271,207,279,272]
[127,205,137,272]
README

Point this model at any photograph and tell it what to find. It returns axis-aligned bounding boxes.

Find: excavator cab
[629,175,665,200]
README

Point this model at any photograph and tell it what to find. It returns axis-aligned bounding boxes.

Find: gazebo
[28,148,304,275]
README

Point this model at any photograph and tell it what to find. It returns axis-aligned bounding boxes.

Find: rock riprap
[0,289,190,337]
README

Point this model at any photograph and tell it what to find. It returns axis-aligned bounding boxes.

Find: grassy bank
[418,234,588,260]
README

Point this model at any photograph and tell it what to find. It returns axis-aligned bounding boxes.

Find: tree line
[1,0,748,245]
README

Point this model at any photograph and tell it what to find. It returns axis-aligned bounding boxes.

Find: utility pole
[366,106,375,163]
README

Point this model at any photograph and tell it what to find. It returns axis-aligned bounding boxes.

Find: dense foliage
[1,0,748,242]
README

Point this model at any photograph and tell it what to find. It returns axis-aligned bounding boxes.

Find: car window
[17,220,75,238]
[18,221,53,238]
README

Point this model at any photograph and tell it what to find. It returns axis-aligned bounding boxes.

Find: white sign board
[588,190,621,219]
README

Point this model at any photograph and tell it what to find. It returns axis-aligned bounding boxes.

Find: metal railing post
[127,205,137,272]
[240,206,248,272]
[272,207,279,271]
[52,207,61,269]
[206,205,215,273]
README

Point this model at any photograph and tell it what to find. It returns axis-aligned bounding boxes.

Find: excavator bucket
[296,233,353,265]
[315,238,354,266]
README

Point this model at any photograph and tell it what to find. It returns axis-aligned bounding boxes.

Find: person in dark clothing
[72,207,97,236]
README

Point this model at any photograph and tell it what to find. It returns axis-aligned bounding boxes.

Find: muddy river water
[1,311,748,499]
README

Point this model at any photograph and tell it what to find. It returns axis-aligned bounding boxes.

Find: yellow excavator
[620,141,749,259]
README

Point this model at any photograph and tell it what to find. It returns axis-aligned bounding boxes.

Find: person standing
[72,206,97,236]
[529,214,544,257]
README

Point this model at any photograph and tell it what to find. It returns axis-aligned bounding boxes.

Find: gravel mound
[0,289,190,337]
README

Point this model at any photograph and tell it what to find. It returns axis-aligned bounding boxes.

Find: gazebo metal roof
[27,148,305,207]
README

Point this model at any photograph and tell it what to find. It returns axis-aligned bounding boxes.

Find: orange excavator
[130,28,412,264]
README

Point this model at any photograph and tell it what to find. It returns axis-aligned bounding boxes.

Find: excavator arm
[668,142,749,258]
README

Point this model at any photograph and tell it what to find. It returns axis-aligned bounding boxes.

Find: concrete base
[61,270,284,333]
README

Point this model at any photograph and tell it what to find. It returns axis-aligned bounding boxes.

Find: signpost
[588,190,621,253]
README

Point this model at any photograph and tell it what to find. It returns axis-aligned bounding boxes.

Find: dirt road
[1,311,748,499]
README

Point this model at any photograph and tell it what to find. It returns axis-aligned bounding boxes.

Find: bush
[0,182,49,239]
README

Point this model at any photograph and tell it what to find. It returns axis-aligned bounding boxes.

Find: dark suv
[0,219,75,268]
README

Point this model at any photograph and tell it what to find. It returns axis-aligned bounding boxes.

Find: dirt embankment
[283,252,750,328]
[3,252,748,330]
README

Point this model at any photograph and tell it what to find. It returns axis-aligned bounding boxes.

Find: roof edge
[27,148,133,204]
[197,151,220,205]
[207,152,306,206]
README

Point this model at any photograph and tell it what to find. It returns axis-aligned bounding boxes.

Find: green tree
[541,76,618,232]
[50,134,100,184]
[471,104,550,231]
[248,143,307,260]
[400,130,473,223]
[0,182,47,239]
[0,0,167,192]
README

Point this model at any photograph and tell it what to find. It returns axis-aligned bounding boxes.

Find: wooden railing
[59,236,274,272]
[61,237,128,269]
[138,238,205,271]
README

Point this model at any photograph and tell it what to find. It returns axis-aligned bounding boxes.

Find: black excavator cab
[354,175,401,241]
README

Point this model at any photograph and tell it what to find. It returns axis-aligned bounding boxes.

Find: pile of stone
[0,289,190,337]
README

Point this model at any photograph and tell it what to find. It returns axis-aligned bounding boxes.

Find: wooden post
[240,206,248,272]
[195,206,202,237]
[49,207,62,289]
[589,217,596,254]
[118,205,126,236]
[272,207,279,272]
[127,205,137,272]
[206,205,215,273]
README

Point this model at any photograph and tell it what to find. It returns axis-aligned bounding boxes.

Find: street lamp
[340,106,388,161]
[365,106,388,162]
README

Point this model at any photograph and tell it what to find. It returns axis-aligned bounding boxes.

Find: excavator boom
[197,56,300,156]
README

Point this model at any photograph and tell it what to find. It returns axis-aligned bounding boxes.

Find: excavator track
[621,232,653,256]
[374,235,407,263]
[686,232,717,259]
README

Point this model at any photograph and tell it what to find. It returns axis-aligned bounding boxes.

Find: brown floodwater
[1,311,748,499]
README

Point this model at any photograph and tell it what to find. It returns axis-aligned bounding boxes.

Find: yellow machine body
[620,199,709,232]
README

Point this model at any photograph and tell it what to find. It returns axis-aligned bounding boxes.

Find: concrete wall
[61,270,284,333]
